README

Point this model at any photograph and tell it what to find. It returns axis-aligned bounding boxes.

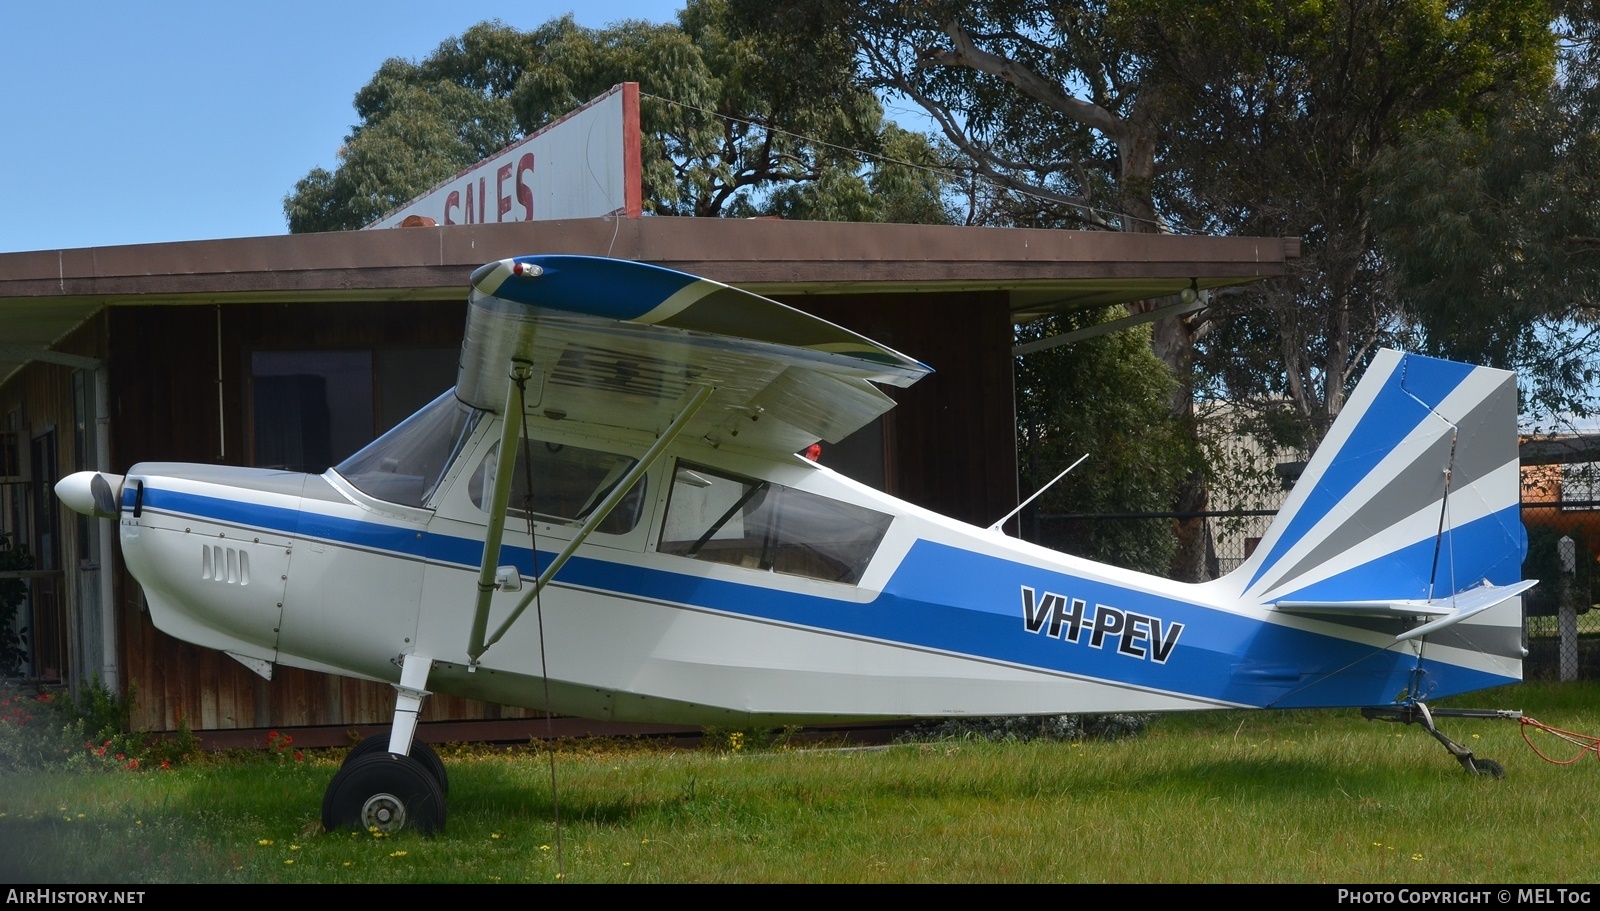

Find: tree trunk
[1119,116,1209,582]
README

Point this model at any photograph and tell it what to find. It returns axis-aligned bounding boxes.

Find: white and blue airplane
[57,255,1534,834]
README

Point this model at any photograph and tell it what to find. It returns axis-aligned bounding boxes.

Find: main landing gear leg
[1362,702,1522,778]
[322,654,449,835]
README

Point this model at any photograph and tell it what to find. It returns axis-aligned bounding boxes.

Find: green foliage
[0,688,85,772]
[790,0,1562,447]
[1522,524,1600,617]
[0,535,30,678]
[1015,313,1195,573]
[1137,0,1559,440]
[285,22,531,232]
[748,0,1159,230]
[900,713,1150,744]
[1371,11,1600,421]
[760,124,954,225]
[286,2,949,231]
[6,684,1600,882]
[699,725,803,754]
[0,679,198,774]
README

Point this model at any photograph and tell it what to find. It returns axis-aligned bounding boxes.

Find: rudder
[1227,349,1526,608]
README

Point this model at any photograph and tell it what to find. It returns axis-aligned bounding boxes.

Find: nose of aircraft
[56,471,125,518]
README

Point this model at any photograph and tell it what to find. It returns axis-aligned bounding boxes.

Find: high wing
[456,255,932,455]
[458,255,932,664]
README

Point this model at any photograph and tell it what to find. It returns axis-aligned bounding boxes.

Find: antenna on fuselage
[989,453,1089,534]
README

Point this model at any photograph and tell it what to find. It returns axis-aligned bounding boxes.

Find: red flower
[293,751,303,762]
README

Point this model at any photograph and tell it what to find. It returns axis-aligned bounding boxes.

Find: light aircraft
[57,255,1534,834]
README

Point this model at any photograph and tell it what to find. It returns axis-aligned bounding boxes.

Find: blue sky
[0,1,685,253]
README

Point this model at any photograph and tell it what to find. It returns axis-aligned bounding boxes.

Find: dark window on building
[250,349,456,473]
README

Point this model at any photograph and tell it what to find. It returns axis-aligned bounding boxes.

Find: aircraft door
[277,500,427,683]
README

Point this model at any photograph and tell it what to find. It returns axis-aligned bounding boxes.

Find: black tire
[322,752,447,835]
[344,735,450,795]
[1470,757,1506,779]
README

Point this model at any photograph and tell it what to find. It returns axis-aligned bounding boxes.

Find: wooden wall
[108,301,534,731]
[793,291,1017,527]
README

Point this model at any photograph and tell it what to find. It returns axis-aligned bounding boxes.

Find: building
[0,215,1298,739]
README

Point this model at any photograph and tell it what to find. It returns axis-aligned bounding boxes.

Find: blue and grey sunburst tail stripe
[1234,350,1525,606]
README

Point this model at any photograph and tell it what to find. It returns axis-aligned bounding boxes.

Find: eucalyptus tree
[1372,4,1600,425]
[1139,0,1556,445]
[286,2,948,232]
[733,0,1559,580]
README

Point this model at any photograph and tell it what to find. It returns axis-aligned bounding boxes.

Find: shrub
[0,535,31,678]
[0,678,198,773]
[898,713,1151,744]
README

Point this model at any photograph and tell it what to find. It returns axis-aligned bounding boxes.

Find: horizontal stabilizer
[1392,579,1537,643]
[1272,579,1536,643]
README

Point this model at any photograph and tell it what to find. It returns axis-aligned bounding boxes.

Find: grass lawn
[1,682,1597,883]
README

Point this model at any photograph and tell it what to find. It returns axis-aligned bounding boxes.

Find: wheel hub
[360,791,407,833]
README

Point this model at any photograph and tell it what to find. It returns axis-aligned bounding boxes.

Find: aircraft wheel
[322,752,447,835]
[1470,758,1505,779]
[344,735,450,794]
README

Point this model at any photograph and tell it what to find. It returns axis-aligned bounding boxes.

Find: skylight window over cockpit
[468,440,647,536]
[334,390,482,507]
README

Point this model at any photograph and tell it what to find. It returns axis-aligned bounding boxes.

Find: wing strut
[466,381,714,666]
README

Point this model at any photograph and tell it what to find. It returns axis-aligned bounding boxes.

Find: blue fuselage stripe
[134,485,1516,708]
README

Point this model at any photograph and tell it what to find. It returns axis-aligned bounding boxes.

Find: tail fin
[1228,349,1527,612]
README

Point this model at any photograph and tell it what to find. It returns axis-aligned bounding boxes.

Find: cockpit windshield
[334,390,482,507]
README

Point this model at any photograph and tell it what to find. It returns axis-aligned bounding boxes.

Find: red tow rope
[1520,716,1600,765]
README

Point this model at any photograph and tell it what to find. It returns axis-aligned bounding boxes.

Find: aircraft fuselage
[108,396,1519,727]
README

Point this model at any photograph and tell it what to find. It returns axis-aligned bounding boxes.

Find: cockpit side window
[468,440,646,536]
[334,390,481,507]
[659,462,891,584]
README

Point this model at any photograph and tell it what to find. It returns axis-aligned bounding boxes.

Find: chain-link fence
[1031,502,1596,681]
[1520,500,1600,680]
